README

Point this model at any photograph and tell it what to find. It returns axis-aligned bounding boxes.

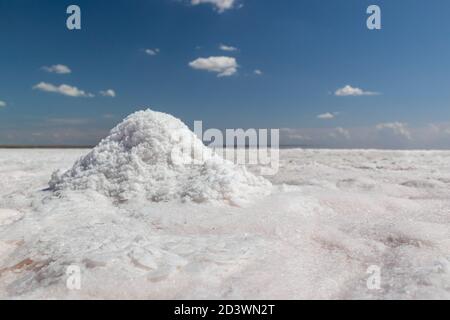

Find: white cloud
[254,69,263,76]
[376,122,411,140]
[317,112,335,120]
[100,89,116,98]
[219,44,238,52]
[335,85,378,96]
[145,48,160,56]
[336,127,351,139]
[42,64,72,74]
[189,56,238,77]
[0,100,6,107]
[191,0,236,12]
[328,127,351,140]
[33,82,94,98]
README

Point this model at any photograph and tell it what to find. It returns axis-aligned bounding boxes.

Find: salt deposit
[49,109,271,205]
[0,148,449,299]
[0,209,23,226]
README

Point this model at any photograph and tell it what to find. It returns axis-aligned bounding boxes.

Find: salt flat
[0,148,449,299]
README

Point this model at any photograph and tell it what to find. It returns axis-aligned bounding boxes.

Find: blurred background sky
[1,0,450,148]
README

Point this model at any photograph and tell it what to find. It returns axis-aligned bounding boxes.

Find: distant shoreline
[0,145,95,149]
[1,145,450,151]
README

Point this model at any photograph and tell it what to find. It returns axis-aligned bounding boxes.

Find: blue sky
[1,0,450,148]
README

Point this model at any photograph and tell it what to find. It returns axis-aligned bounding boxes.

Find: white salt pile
[49,109,271,205]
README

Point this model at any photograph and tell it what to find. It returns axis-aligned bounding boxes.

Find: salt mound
[49,109,271,205]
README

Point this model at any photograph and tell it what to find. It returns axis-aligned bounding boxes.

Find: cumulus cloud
[42,64,72,74]
[317,112,335,120]
[189,56,238,77]
[333,127,351,139]
[219,44,238,52]
[0,100,6,107]
[145,48,160,56]
[254,69,263,76]
[376,122,411,140]
[191,0,237,12]
[33,82,94,98]
[100,89,116,97]
[335,85,378,96]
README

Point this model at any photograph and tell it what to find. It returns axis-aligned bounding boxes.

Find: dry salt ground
[0,112,449,299]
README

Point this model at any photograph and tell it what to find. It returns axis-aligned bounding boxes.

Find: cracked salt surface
[0,114,449,299]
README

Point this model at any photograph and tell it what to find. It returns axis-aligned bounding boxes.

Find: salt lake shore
[0,111,449,299]
[1,147,449,299]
